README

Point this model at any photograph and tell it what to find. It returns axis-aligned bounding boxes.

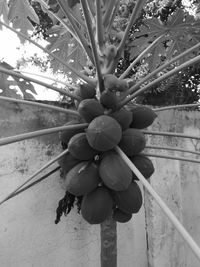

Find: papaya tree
[0,0,200,266]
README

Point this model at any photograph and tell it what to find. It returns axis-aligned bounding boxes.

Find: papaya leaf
[0,0,9,29]
[0,61,37,99]
[8,0,39,42]
[130,8,200,69]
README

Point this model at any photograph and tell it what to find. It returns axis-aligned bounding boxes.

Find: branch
[95,0,104,49]
[153,103,200,112]
[0,123,88,146]
[0,150,68,206]
[145,145,200,156]
[56,0,94,64]
[117,0,147,57]
[80,0,104,93]
[0,21,94,85]
[115,146,200,262]
[143,130,200,140]
[124,41,200,98]
[120,34,165,79]
[0,67,80,100]
[142,152,200,164]
[3,166,60,203]
[118,54,200,108]
[0,96,80,116]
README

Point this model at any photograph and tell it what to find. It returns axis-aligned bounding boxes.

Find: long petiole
[143,130,200,140]
[124,41,200,98]
[116,146,200,262]
[95,0,104,49]
[107,0,120,33]
[120,35,165,79]
[0,123,88,146]
[0,21,94,85]
[117,0,147,57]
[0,150,68,206]
[142,152,200,164]
[103,0,117,27]
[118,54,200,108]
[145,145,200,156]
[0,96,80,116]
[80,0,104,93]
[0,67,80,100]
[154,103,200,112]
[56,0,94,64]
[16,70,78,90]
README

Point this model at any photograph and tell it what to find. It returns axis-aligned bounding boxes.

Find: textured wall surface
[0,102,148,267]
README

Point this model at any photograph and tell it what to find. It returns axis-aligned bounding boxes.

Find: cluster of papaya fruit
[58,74,157,224]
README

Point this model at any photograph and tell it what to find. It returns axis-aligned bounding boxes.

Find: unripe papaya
[130,155,154,180]
[100,90,118,109]
[68,133,98,160]
[81,186,113,224]
[114,181,143,214]
[78,99,104,122]
[104,74,128,92]
[59,120,84,149]
[79,83,96,99]
[86,115,122,152]
[130,105,157,129]
[58,152,81,177]
[99,151,132,191]
[113,208,132,223]
[110,108,133,130]
[119,128,146,156]
[64,161,100,196]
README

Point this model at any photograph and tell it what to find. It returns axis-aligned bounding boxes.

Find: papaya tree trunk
[100,215,117,267]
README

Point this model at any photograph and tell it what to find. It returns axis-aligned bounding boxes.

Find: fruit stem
[0,96,80,116]
[142,130,200,140]
[145,145,200,156]
[117,0,147,57]
[100,215,117,267]
[118,54,200,108]
[120,34,165,79]
[0,21,94,85]
[56,0,94,64]
[153,103,200,112]
[95,0,104,50]
[0,150,68,206]
[115,146,200,262]
[80,0,104,93]
[0,123,88,146]
[0,67,81,101]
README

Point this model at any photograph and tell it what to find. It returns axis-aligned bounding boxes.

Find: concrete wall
[0,102,147,267]
[0,102,200,266]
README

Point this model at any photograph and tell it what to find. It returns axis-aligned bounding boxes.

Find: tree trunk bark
[100,215,117,267]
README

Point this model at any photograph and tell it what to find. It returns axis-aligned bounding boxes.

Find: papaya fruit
[99,151,132,191]
[78,99,104,122]
[81,186,113,224]
[114,181,143,214]
[64,161,100,196]
[58,152,81,177]
[129,105,157,129]
[100,90,118,109]
[130,155,155,180]
[110,108,133,130]
[119,128,146,156]
[59,120,84,149]
[79,83,96,99]
[113,208,132,223]
[104,74,128,92]
[68,132,98,160]
[86,115,122,151]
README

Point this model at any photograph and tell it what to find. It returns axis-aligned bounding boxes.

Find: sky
[0,27,60,100]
